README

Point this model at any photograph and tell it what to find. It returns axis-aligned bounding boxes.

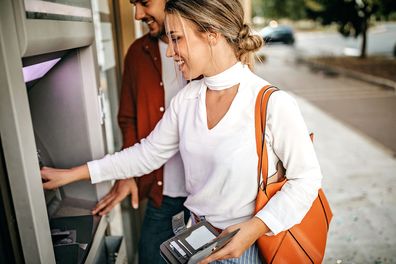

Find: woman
[41,0,322,263]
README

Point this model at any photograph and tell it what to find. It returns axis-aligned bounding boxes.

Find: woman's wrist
[251,216,270,237]
[71,164,91,183]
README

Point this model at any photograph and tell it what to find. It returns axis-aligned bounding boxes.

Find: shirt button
[159,107,165,112]
[154,57,158,61]
[157,181,163,186]
[160,81,163,86]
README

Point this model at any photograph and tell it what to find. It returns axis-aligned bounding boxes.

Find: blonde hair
[165,0,263,69]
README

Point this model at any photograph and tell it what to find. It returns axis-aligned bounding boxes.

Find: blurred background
[250,0,396,263]
[0,1,395,263]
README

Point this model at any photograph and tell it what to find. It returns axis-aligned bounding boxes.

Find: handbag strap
[254,85,278,194]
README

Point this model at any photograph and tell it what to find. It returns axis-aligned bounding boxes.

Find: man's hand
[198,217,269,264]
[92,178,139,216]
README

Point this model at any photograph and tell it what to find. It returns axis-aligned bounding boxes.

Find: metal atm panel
[0,0,120,263]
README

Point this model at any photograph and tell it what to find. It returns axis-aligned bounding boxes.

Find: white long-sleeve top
[159,40,187,197]
[88,63,322,235]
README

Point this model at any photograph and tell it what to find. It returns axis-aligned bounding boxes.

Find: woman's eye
[171,36,180,42]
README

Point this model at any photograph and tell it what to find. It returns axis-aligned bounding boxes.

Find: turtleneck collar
[203,62,244,91]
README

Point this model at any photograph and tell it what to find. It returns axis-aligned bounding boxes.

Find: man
[92,0,189,263]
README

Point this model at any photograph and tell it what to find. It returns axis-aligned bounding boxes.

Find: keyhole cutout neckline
[204,84,240,131]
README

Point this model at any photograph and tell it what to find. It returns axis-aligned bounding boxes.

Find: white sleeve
[255,91,322,235]
[87,95,181,184]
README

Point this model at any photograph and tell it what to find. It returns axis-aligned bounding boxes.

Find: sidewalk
[295,94,396,264]
[298,57,396,92]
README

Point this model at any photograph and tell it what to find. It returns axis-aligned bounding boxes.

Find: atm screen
[22,50,67,88]
[22,58,61,84]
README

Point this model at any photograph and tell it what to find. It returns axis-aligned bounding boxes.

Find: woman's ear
[207,32,219,45]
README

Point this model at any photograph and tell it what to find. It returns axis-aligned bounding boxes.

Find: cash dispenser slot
[50,215,101,264]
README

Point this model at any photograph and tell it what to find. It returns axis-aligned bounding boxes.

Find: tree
[306,0,395,58]
[376,0,396,20]
[253,0,307,21]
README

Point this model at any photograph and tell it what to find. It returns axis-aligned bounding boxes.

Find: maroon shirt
[118,34,166,208]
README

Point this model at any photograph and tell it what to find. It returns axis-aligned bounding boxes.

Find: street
[293,22,396,57]
[257,42,396,156]
[255,37,396,263]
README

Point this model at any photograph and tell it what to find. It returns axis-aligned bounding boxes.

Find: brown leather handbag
[254,85,333,264]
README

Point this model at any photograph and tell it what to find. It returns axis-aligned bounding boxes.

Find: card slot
[166,239,188,264]
[177,239,194,256]
[160,246,178,264]
[178,237,196,253]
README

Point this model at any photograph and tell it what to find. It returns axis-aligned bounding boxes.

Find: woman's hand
[92,178,139,216]
[198,217,269,264]
[41,165,90,189]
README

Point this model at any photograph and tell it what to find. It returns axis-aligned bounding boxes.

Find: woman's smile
[175,59,186,71]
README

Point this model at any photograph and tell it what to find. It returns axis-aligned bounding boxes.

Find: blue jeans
[138,195,189,264]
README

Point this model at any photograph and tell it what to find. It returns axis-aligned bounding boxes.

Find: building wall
[240,0,252,24]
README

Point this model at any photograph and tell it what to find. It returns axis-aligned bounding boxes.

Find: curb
[297,57,396,92]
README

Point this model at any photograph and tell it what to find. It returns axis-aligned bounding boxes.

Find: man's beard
[150,27,165,40]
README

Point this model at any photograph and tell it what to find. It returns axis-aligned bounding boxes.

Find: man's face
[131,0,166,39]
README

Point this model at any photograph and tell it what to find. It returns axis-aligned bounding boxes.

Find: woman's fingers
[43,180,56,190]
[40,167,53,181]
[40,168,73,189]
[198,242,237,264]
[41,165,90,190]
[199,218,267,263]
[41,172,49,181]
[92,193,115,214]
[42,176,64,190]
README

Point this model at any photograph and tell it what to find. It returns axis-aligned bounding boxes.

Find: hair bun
[238,24,250,40]
[237,24,263,53]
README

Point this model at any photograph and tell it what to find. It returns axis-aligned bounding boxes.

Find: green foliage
[306,0,396,37]
[253,0,307,20]
[253,0,396,25]
[376,0,396,20]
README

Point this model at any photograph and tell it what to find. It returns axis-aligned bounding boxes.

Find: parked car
[260,25,295,45]
[393,43,396,57]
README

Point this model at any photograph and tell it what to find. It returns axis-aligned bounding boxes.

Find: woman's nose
[166,43,175,58]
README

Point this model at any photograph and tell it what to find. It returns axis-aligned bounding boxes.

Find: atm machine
[0,0,127,263]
